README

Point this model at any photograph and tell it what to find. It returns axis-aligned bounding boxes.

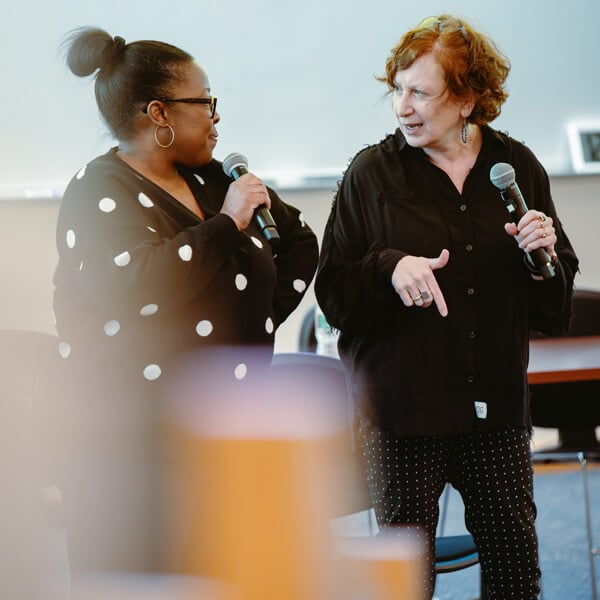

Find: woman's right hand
[391,249,450,317]
[220,173,271,231]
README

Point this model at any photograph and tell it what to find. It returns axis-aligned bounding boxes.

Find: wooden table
[528,335,600,451]
[528,335,600,384]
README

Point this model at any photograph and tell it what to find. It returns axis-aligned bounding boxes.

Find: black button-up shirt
[316,127,579,436]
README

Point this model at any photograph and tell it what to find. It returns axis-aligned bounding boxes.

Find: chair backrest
[530,288,600,339]
[270,352,372,517]
[297,305,317,353]
[567,289,600,336]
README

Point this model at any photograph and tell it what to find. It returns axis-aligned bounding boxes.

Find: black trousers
[357,421,541,600]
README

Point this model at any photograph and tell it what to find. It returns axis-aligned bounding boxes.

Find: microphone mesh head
[489,162,515,190]
[222,152,248,177]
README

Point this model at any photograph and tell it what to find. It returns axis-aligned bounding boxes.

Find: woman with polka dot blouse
[50,27,318,574]
[315,15,579,599]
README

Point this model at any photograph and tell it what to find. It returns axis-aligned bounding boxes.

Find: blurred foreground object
[163,347,424,599]
[0,329,69,599]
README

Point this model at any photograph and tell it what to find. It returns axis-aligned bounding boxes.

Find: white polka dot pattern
[234,363,247,380]
[66,230,76,249]
[56,154,317,400]
[104,320,120,336]
[114,251,131,267]
[196,320,213,337]
[178,244,192,261]
[58,342,71,358]
[143,364,161,381]
[138,192,154,208]
[265,317,274,334]
[358,423,540,598]
[140,304,158,317]
[293,279,306,293]
[99,197,116,213]
[235,274,248,291]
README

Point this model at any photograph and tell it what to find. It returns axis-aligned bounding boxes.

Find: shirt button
[459,204,467,212]
[467,375,475,384]
[467,287,475,295]
[466,244,473,251]
[468,330,476,339]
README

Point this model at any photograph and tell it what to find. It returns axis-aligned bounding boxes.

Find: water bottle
[314,305,339,358]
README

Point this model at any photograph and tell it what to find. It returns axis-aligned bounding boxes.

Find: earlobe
[460,97,475,118]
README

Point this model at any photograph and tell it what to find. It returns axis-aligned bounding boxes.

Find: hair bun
[113,36,126,52]
[63,27,125,78]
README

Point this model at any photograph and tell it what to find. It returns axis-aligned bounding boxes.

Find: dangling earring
[461,120,469,144]
[154,124,175,148]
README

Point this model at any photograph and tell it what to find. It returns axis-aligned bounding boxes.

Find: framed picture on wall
[567,120,600,173]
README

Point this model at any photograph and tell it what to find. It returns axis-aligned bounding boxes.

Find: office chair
[529,288,600,600]
[271,351,487,599]
[297,304,318,353]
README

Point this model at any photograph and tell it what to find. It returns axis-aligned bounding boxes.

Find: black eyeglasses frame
[142,96,218,118]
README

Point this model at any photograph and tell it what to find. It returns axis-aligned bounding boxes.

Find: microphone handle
[229,165,280,248]
[499,183,555,279]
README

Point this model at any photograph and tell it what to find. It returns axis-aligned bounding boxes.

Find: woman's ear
[460,95,475,119]
[145,100,168,126]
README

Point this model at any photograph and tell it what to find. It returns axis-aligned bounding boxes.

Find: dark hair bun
[64,27,124,77]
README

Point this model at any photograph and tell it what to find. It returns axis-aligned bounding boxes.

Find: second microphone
[222,152,280,248]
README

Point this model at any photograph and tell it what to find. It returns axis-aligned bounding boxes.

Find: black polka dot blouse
[52,148,319,387]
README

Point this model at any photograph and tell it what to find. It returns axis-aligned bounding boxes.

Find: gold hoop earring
[461,120,469,144]
[154,124,175,148]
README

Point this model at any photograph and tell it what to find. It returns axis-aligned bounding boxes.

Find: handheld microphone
[490,162,555,279]
[222,152,280,248]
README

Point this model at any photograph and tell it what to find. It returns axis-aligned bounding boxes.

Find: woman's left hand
[504,210,557,255]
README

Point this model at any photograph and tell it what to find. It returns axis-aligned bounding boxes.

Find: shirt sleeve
[515,147,580,335]
[268,188,319,326]
[315,166,407,334]
[55,162,246,318]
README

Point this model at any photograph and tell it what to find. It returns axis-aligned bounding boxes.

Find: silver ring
[420,290,431,301]
[411,294,423,302]
[539,214,547,222]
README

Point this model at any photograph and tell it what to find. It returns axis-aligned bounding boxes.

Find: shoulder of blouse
[343,129,406,179]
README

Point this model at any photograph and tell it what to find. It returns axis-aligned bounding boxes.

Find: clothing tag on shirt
[474,401,488,419]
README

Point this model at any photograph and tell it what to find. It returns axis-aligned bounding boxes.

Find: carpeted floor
[434,462,600,600]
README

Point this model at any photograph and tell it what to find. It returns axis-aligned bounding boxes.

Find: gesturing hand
[391,249,450,317]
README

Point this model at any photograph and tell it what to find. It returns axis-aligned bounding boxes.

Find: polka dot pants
[358,421,541,599]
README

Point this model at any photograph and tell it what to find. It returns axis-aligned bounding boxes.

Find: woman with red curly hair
[316,15,578,599]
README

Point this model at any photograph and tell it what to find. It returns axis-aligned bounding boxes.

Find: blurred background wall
[1,0,598,350]
[1,173,598,353]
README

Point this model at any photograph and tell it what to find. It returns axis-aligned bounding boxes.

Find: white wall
[2,174,597,351]
[2,0,600,199]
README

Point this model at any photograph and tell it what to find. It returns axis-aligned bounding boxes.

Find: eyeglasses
[142,96,218,118]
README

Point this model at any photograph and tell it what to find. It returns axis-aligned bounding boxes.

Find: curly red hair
[380,15,510,125]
